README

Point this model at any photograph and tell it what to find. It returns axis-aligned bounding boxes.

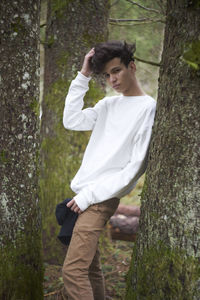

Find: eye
[104,73,110,79]
[113,68,121,73]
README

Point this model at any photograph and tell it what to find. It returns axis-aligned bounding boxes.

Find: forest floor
[43,239,134,299]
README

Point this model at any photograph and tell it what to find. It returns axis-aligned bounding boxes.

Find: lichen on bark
[126,1,200,298]
[0,0,43,299]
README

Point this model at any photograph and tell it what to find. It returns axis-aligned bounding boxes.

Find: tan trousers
[62,197,120,300]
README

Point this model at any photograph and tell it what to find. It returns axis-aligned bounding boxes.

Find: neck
[123,78,145,97]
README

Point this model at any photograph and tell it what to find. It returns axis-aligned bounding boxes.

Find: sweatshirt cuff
[77,71,91,82]
[74,189,92,212]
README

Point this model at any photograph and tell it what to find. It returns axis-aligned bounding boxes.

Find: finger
[72,204,82,214]
[66,199,75,208]
[71,203,77,211]
[73,206,79,213]
[89,49,95,55]
[86,48,95,58]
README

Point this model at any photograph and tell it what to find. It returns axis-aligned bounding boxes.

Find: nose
[109,74,117,83]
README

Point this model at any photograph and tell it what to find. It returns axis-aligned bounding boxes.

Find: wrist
[80,69,91,78]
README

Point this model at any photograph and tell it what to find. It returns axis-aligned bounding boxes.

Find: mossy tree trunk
[0,0,43,299]
[41,0,110,264]
[126,1,200,299]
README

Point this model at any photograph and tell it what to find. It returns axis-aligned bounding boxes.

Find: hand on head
[80,48,95,77]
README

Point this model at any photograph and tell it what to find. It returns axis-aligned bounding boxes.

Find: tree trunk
[126,1,200,299]
[40,0,110,264]
[0,0,43,299]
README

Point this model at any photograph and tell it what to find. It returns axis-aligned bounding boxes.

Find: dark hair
[89,41,136,74]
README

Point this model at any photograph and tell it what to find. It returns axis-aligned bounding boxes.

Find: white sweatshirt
[63,72,156,211]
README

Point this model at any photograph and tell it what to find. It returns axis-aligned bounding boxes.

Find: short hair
[89,41,136,74]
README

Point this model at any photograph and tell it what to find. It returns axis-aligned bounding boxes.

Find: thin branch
[109,18,153,22]
[109,18,165,25]
[134,55,161,67]
[44,289,62,297]
[126,0,161,14]
[109,23,160,26]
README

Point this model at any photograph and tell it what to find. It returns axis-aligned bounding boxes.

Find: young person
[62,41,156,300]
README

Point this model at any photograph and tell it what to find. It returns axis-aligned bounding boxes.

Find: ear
[129,61,136,72]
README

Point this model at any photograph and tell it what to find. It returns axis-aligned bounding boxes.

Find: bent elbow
[63,112,82,130]
[63,109,75,129]
[63,116,72,130]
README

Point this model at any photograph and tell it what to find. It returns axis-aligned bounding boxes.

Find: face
[103,57,136,96]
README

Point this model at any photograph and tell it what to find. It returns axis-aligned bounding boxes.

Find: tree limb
[134,55,161,67]
[109,17,165,24]
[109,20,165,26]
[110,17,153,22]
[126,0,161,14]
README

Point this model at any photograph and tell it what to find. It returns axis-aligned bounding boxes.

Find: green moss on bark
[56,51,70,71]
[182,40,200,71]
[47,35,55,47]
[11,17,26,34]
[82,31,106,48]
[0,150,9,164]
[51,0,72,18]
[126,243,200,300]
[0,233,44,300]
[30,99,40,117]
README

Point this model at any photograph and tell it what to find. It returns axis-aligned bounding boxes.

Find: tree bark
[126,1,200,299]
[0,0,43,299]
[40,0,110,264]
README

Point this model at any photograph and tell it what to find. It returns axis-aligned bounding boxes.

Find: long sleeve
[74,103,156,211]
[63,72,102,131]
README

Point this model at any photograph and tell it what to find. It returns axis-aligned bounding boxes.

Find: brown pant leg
[62,197,119,300]
[89,246,105,300]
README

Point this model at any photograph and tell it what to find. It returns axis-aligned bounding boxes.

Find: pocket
[97,197,120,219]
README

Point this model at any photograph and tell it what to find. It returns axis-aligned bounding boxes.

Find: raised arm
[63,48,100,131]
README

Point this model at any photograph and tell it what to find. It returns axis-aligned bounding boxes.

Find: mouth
[112,84,120,89]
